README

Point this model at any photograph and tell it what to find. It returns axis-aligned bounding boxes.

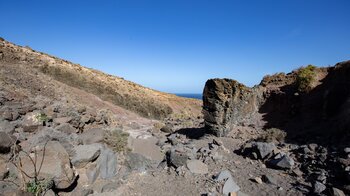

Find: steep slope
[0,39,201,120]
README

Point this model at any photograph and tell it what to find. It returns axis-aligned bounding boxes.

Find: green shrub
[296,65,316,92]
[26,179,53,196]
[0,37,4,41]
[35,113,48,122]
[104,127,130,152]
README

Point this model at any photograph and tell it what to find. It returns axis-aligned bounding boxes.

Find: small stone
[53,117,72,125]
[292,168,303,177]
[212,139,222,146]
[167,149,189,168]
[215,170,240,195]
[186,160,208,174]
[262,174,277,185]
[273,155,295,169]
[308,143,318,151]
[55,123,76,134]
[77,106,86,114]
[71,144,101,168]
[0,132,16,153]
[0,120,15,134]
[313,181,326,194]
[80,127,105,145]
[253,142,276,160]
[278,187,283,191]
[251,152,258,160]
[344,148,350,154]
[253,177,263,184]
[160,125,172,133]
[331,187,346,196]
[2,111,12,121]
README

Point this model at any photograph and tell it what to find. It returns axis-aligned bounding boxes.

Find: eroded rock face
[203,79,264,136]
[203,61,350,140]
[20,141,77,190]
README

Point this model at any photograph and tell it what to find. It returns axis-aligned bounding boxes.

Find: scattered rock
[252,176,263,184]
[80,127,105,145]
[313,181,326,194]
[262,174,277,185]
[332,187,346,196]
[22,112,43,132]
[160,125,172,133]
[271,154,294,169]
[214,170,240,195]
[101,182,120,193]
[167,149,189,168]
[0,120,15,134]
[253,142,276,160]
[292,168,303,177]
[20,141,76,189]
[72,144,101,168]
[126,153,153,172]
[98,147,117,179]
[186,159,208,174]
[0,132,16,153]
[344,148,350,154]
[53,117,72,125]
[2,111,13,121]
[55,123,76,134]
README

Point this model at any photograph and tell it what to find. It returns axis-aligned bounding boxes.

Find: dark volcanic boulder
[203,79,264,136]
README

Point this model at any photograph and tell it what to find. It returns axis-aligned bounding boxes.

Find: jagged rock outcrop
[203,79,264,136]
[203,61,350,143]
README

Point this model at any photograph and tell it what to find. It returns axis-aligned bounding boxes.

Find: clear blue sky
[1,0,349,93]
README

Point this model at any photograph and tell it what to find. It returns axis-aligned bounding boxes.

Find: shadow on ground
[175,127,206,139]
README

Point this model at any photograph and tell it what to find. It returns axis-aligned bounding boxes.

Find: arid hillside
[0,38,201,120]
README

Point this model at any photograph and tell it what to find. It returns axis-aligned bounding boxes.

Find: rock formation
[203,61,350,144]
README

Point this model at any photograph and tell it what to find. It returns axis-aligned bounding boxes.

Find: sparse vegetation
[4,142,54,195]
[35,113,48,122]
[104,127,130,153]
[38,65,173,119]
[0,37,4,41]
[26,179,53,196]
[259,128,286,143]
[296,65,316,92]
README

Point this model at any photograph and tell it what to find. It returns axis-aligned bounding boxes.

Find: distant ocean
[175,93,202,100]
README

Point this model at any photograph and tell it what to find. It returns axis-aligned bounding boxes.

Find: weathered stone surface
[253,142,276,160]
[332,187,346,196]
[203,79,264,136]
[55,123,76,134]
[272,155,295,169]
[186,159,208,174]
[0,132,16,153]
[20,141,76,189]
[313,181,326,194]
[126,153,153,172]
[167,149,188,168]
[53,117,72,125]
[22,111,43,132]
[262,174,277,185]
[214,170,240,195]
[72,144,102,168]
[128,136,163,163]
[80,128,105,145]
[203,61,350,140]
[98,147,117,179]
[0,120,15,134]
